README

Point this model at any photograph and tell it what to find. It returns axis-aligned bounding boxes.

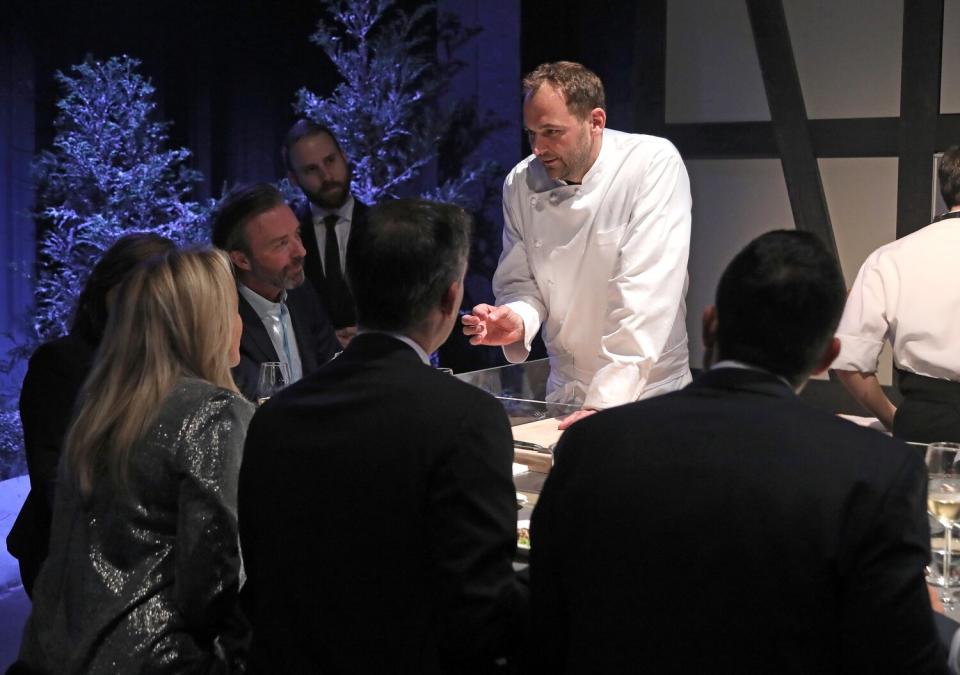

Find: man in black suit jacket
[211,183,339,401]
[238,199,526,673]
[284,119,367,347]
[529,231,950,673]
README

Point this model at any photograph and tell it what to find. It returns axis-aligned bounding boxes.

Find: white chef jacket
[833,217,960,381]
[495,128,692,409]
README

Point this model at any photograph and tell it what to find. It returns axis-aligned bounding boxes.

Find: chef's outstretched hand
[461,304,525,347]
[557,409,597,430]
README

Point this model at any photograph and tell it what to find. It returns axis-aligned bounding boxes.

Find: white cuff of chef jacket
[501,300,542,363]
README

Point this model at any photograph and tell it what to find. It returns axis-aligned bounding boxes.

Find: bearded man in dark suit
[283,119,368,347]
[211,183,340,402]
[238,199,527,674]
[529,230,949,674]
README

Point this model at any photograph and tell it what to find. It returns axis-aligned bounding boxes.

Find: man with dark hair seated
[211,182,340,401]
[238,199,526,673]
[528,230,949,673]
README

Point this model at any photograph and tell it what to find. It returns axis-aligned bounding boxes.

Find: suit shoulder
[286,282,323,310]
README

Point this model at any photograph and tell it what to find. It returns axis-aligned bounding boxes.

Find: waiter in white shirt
[462,61,692,428]
[833,145,960,442]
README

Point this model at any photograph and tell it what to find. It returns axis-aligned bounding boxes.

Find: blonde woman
[13,249,252,674]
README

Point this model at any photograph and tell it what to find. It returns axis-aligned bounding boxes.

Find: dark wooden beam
[745,0,838,257]
[666,122,777,159]
[810,118,900,158]
[897,0,944,237]
[631,0,667,135]
[666,118,901,159]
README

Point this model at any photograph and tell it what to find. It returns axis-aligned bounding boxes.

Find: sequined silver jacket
[15,378,254,674]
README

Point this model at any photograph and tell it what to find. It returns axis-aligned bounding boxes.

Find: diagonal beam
[897,0,943,238]
[745,0,838,258]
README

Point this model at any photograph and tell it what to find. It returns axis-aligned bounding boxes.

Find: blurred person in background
[12,248,254,673]
[7,232,175,597]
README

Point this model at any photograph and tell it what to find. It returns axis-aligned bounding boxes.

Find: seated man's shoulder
[285,283,323,310]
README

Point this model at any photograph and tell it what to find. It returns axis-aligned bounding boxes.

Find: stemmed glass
[926,442,960,603]
[256,361,290,406]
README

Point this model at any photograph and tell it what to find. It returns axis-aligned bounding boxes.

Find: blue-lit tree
[294,0,501,210]
[32,55,212,342]
[0,55,213,478]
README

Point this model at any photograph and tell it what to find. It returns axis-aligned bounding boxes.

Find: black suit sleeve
[231,354,260,403]
[305,290,340,363]
[9,340,90,594]
[426,389,527,670]
[839,450,950,673]
[527,422,586,674]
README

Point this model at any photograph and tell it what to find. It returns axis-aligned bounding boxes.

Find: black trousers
[893,369,960,444]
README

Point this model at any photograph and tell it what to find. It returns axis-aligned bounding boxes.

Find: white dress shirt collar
[239,283,286,318]
[710,359,794,391]
[357,329,432,365]
[310,194,355,225]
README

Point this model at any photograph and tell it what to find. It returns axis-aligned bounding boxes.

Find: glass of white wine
[926,441,960,603]
[256,361,291,406]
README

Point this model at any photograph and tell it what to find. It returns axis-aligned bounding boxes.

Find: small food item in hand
[517,527,530,549]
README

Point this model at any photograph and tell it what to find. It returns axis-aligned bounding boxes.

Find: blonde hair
[66,248,239,498]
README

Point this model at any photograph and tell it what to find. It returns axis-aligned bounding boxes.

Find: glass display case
[455,358,578,426]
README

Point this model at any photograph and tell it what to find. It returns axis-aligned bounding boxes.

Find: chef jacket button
[549,192,560,205]
[534,240,543,248]
[529,196,538,207]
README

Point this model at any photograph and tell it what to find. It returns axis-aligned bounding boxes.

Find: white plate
[517,519,531,550]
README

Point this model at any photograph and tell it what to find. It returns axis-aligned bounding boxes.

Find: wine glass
[926,442,960,603]
[256,361,290,406]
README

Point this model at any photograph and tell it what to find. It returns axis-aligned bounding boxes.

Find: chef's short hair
[715,230,845,387]
[939,145,960,209]
[522,61,605,120]
[347,199,471,332]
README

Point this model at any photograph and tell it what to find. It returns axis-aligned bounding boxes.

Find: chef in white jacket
[463,61,692,428]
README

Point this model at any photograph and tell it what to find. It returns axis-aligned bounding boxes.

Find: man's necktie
[323,214,343,284]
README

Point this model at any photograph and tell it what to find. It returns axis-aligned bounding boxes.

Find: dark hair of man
[939,145,960,209]
[72,232,176,344]
[715,230,846,387]
[347,199,471,333]
[521,61,606,120]
[281,119,342,172]
[210,183,285,255]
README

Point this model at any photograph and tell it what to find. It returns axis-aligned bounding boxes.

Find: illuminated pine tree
[293,0,501,210]
[32,55,212,342]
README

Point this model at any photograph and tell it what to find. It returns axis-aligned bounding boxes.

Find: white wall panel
[665,0,769,123]
[942,0,960,113]
[818,157,897,384]
[684,159,793,370]
[783,0,902,119]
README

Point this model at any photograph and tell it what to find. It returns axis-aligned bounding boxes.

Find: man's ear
[590,107,606,134]
[701,305,719,370]
[439,280,460,318]
[229,249,252,272]
[811,337,841,376]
